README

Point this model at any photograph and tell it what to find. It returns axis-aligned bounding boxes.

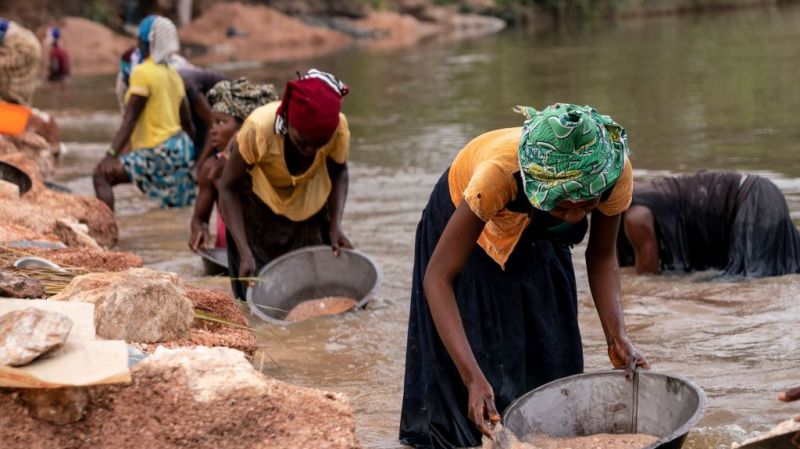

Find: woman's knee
[92,164,108,184]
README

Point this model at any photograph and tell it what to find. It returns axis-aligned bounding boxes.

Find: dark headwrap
[275,69,348,142]
[207,77,279,122]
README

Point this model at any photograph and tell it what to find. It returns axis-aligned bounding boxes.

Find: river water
[34,5,800,449]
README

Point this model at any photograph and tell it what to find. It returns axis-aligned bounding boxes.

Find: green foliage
[83,0,117,28]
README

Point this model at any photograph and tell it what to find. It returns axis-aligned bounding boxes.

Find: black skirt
[724,176,800,277]
[399,169,584,449]
[226,189,330,299]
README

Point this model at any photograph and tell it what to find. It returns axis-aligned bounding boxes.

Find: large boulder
[0,346,361,448]
[0,308,72,366]
[0,153,118,247]
[50,268,194,343]
[139,288,256,355]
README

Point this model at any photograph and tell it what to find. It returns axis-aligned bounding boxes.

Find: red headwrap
[276,71,349,143]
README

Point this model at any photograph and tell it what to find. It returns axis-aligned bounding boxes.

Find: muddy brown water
[35,5,800,448]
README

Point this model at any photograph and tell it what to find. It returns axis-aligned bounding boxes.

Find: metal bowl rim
[502,369,708,449]
[0,161,32,194]
[246,245,383,325]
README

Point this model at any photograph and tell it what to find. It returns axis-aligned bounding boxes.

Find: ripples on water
[37,5,800,448]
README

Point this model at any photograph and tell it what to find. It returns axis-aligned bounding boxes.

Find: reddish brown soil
[0,247,142,272]
[0,359,361,449]
[529,433,659,449]
[0,153,118,248]
[179,2,352,65]
[37,17,134,76]
[285,296,357,322]
[0,223,59,243]
[140,288,256,355]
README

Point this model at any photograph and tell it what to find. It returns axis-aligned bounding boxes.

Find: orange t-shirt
[448,127,633,268]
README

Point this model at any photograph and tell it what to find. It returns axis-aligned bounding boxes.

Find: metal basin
[246,245,382,324]
[0,161,32,195]
[503,370,707,449]
[198,248,228,276]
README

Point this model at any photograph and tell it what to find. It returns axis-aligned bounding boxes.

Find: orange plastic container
[0,101,31,136]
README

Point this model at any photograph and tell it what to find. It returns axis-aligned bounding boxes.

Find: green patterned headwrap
[516,103,629,211]
[207,77,279,122]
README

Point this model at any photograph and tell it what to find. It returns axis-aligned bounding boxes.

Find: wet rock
[0,271,46,298]
[50,268,194,343]
[19,387,89,424]
[0,308,72,366]
[732,417,800,448]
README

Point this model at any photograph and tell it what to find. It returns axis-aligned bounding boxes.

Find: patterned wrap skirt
[121,131,196,208]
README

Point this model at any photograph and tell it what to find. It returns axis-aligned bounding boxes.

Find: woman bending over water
[400,103,650,449]
[219,69,352,299]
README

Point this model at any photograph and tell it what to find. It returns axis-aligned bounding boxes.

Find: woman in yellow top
[219,70,351,299]
[93,15,195,211]
[399,104,650,449]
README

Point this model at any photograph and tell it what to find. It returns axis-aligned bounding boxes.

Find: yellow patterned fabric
[236,102,349,221]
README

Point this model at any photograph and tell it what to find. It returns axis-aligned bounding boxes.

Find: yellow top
[126,57,185,149]
[236,102,350,221]
[448,127,633,268]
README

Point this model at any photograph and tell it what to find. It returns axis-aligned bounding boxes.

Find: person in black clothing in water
[618,170,800,277]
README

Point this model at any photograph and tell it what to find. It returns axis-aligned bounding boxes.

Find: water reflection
[35,5,800,448]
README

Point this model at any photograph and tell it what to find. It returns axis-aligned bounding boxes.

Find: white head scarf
[143,16,179,64]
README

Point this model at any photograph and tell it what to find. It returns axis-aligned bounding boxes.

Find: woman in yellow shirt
[93,15,195,211]
[399,104,650,449]
[219,70,351,299]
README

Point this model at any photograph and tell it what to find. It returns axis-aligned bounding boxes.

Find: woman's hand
[329,224,353,256]
[608,335,651,379]
[238,251,257,288]
[189,219,210,251]
[467,376,501,438]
